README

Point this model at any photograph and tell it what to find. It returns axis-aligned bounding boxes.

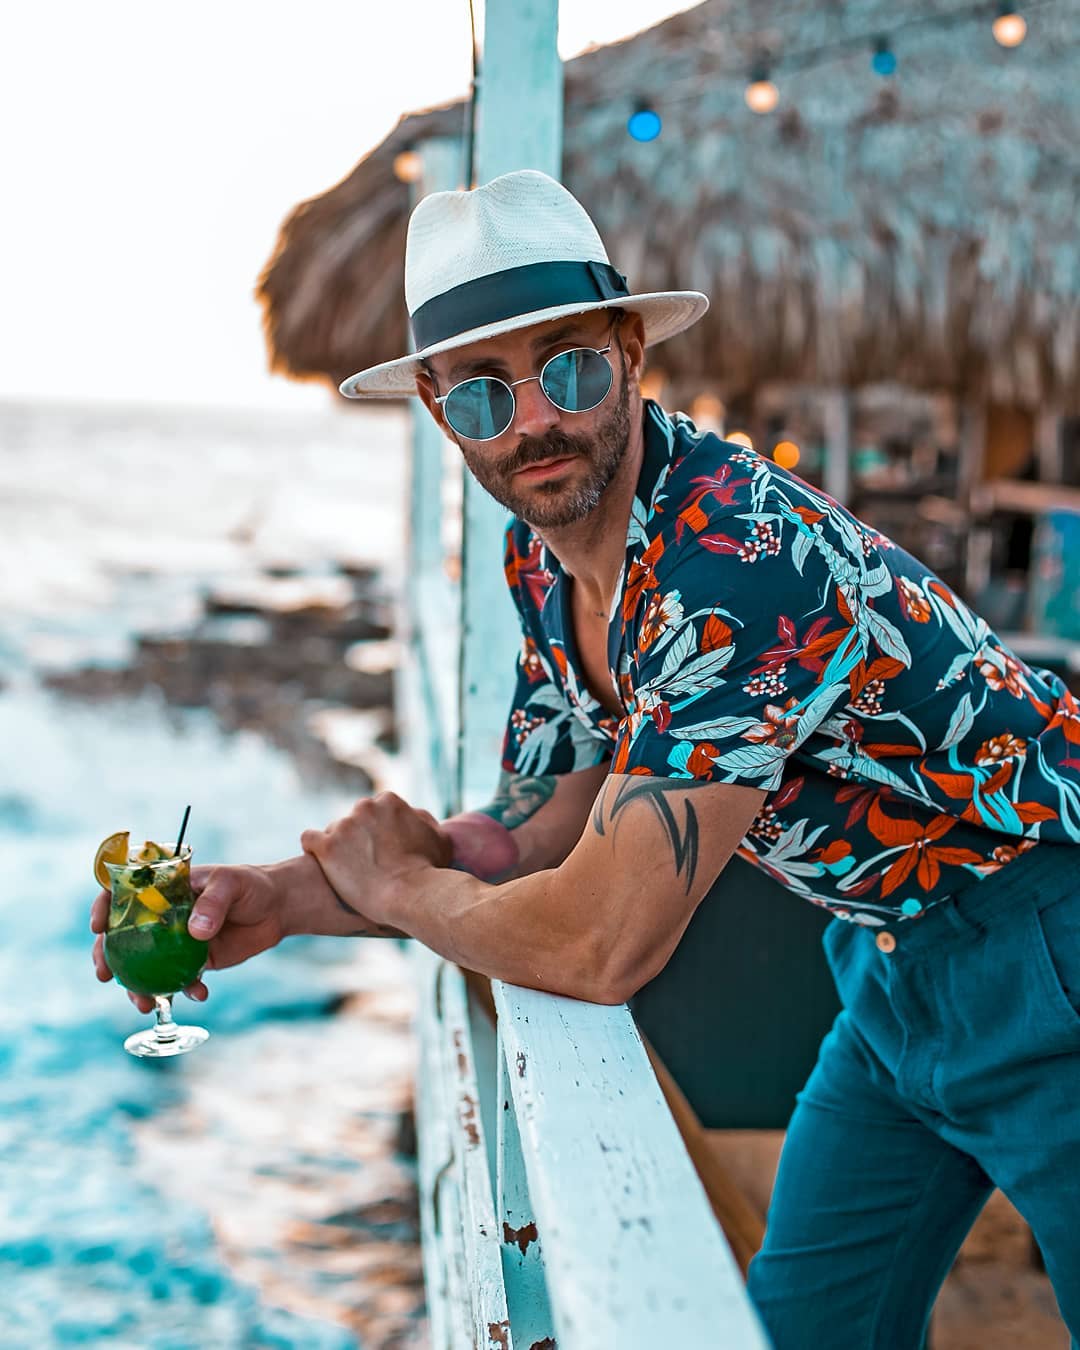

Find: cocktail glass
[103,844,210,1057]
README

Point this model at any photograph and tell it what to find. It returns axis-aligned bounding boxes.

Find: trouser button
[875,931,897,953]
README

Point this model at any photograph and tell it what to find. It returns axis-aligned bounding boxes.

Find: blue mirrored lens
[541,348,612,412]
[443,379,515,440]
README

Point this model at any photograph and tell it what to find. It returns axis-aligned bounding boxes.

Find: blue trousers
[746,843,1080,1349]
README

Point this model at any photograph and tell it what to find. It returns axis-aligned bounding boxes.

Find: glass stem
[153,995,179,1044]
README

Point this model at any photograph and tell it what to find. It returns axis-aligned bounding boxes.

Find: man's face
[421,312,635,529]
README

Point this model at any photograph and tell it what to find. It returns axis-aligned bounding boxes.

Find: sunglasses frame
[432,322,617,441]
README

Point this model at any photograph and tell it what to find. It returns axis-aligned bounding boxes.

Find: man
[92,170,1080,1346]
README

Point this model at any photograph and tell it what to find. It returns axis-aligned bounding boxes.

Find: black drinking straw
[174,805,192,856]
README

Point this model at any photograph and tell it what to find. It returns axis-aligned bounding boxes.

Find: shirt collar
[536,398,680,577]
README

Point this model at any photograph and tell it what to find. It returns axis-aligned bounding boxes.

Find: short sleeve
[501,523,613,778]
[613,507,873,791]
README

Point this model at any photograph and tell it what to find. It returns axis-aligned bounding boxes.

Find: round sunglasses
[433,333,616,441]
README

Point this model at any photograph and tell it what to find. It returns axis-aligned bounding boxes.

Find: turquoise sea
[0,400,425,1349]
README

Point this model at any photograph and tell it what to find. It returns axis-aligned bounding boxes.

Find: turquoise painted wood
[400,5,774,1346]
[496,1044,558,1345]
[458,0,562,812]
[492,983,771,1349]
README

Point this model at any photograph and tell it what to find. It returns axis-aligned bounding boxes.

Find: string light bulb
[992,5,1027,47]
[745,61,779,114]
[772,440,801,470]
[690,394,726,432]
[393,149,423,183]
[871,37,897,76]
[727,430,754,449]
[627,105,663,142]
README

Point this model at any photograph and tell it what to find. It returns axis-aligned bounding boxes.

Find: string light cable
[617,0,1054,132]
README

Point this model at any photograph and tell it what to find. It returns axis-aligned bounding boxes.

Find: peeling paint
[528,1339,556,1349]
[487,1319,511,1349]
[453,1026,469,1076]
[516,1050,527,1078]
[459,1092,480,1148]
[503,1219,539,1255]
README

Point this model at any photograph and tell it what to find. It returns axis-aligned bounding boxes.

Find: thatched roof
[257,0,1080,413]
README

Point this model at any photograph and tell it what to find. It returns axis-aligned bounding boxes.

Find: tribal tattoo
[476,771,557,830]
[591,776,702,893]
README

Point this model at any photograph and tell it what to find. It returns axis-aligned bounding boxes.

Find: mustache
[503,432,589,474]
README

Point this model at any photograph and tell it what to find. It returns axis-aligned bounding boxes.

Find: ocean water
[0,400,425,1349]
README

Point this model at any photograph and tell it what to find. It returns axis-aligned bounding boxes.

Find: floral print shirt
[500,401,1080,927]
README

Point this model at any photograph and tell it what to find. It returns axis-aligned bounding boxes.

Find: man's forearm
[271,853,408,940]
[378,863,615,1002]
[277,848,605,998]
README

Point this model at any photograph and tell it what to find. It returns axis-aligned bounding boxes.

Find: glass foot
[124,995,209,1057]
[124,1023,209,1057]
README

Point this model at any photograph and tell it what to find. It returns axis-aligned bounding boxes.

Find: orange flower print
[749,802,783,841]
[974,733,1027,766]
[639,590,684,652]
[972,838,1038,876]
[867,800,984,896]
[520,635,546,684]
[623,533,664,620]
[686,742,720,779]
[897,577,932,623]
[743,698,801,749]
[1044,687,1080,751]
[977,647,1030,699]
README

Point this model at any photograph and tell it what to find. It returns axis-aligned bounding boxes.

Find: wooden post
[457,0,563,811]
[410,138,466,586]
[1036,409,1065,484]
[403,136,467,819]
[960,399,990,599]
[822,388,851,505]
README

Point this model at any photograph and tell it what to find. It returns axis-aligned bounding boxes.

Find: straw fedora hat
[339,169,708,399]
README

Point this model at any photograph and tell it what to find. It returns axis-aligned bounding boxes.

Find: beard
[457,354,632,529]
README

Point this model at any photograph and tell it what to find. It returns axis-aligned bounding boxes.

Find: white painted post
[457,0,563,811]
[410,138,466,583]
[405,136,467,818]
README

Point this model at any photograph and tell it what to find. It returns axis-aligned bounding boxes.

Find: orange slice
[93,831,130,889]
[136,885,171,914]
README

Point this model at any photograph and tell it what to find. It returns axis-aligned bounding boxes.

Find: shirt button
[875,931,897,954]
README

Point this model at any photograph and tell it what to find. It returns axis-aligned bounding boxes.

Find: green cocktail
[104,842,210,1057]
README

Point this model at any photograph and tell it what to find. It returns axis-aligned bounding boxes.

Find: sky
[0,0,698,411]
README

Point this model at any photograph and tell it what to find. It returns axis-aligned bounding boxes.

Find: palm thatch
[257,0,1080,413]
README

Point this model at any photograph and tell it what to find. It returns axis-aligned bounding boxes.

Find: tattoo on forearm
[476,771,557,830]
[591,777,701,893]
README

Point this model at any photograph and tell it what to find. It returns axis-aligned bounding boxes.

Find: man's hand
[300,792,453,926]
[91,863,287,1014]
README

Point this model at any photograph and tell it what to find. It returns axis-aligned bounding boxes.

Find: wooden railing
[408,949,769,1350]
[392,7,770,1342]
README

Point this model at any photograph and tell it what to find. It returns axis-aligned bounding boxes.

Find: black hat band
[410,259,630,352]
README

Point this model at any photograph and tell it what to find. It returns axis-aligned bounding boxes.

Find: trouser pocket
[1031,892,1080,1034]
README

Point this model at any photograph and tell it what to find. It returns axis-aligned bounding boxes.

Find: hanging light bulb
[871,36,897,76]
[393,149,423,183]
[772,440,801,470]
[727,430,754,449]
[992,5,1027,47]
[745,59,779,115]
[627,105,663,142]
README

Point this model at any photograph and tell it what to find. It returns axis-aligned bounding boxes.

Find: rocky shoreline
[44,561,400,796]
[38,559,431,1348]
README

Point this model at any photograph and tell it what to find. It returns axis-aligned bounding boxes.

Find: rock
[42,562,399,791]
